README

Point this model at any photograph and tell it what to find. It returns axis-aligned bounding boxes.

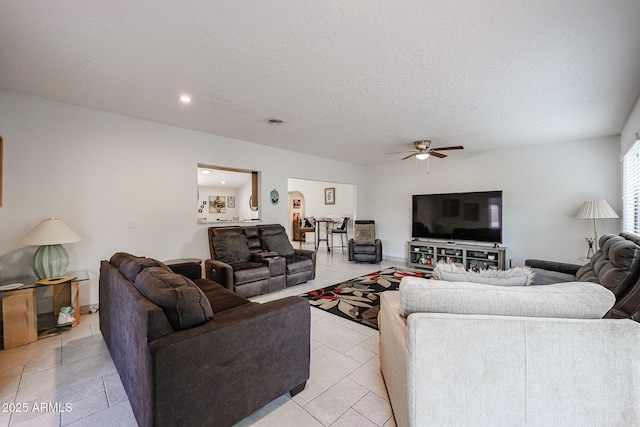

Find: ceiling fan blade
[401,153,417,160]
[429,151,447,158]
[386,150,417,155]
[431,145,464,151]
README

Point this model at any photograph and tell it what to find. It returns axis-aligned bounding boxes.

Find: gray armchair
[348,220,382,263]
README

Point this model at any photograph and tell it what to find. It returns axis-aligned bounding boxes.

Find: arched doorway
[288,191,306,242]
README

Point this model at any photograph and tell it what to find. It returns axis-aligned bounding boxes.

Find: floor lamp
[576,200,619,255]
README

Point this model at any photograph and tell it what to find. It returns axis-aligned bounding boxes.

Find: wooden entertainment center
[408,240,507,272]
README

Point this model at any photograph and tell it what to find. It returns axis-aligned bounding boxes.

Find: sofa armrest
[295,248,316,258]
[525,259,583,274]
[251,251,279,261]
[148,296,310,426]
[204,258,234,291]
[525,259,582,285]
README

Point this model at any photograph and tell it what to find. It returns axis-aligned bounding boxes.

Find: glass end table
[1,270,89,347]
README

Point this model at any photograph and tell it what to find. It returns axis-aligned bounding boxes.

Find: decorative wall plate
[270,189,279,205]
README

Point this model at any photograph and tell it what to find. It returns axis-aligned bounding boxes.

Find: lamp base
[33,244,69,280]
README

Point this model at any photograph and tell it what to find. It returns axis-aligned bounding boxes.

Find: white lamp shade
[576,200,619,220]
[20,218,82,246]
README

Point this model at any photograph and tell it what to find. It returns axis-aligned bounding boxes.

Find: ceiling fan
[389,140,464,160]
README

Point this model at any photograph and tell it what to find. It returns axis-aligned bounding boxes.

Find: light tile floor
[0,245,403,427]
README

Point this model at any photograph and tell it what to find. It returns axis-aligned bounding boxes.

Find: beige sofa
[379,277,640,427]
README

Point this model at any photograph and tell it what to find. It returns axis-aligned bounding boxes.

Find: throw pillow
[135,267,214,330]
[354,223,375,245]
[212,234,251,264]
[119,257,172,282]
[261,232,296,256]
[433,262,534,286]
[399,276,615,319]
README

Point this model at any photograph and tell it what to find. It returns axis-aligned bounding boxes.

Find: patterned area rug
[300,267,428,329]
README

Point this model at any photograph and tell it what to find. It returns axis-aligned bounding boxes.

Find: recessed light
[180,95,192,104]
[221,181,225,184]
[266,118,283,125]
[200,170,212,175]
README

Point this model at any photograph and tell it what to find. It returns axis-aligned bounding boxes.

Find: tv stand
[408,240,506,271]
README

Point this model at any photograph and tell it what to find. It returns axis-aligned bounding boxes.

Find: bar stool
[300,217,316,249]
[330,217,349,254]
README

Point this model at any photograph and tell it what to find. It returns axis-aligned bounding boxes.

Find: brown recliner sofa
[99,252,310,427]
[526,232,640,321]
[206,224,316,297]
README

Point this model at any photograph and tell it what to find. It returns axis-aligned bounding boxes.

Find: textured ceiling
[1,1,640,164]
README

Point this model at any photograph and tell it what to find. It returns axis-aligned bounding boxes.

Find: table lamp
[20,217,82,279]
[576,200,619,252]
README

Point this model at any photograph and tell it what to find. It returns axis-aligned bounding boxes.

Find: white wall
[0,90,365,306]
[197,186,240,222]
[621,93,640,156]
[237,180,258,221]
[288,178,356,220]
[288,178,357,244]
[0,89,626,309]
[363,136,622,265]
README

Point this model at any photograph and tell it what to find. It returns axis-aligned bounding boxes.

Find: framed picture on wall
[293,199,301,209]
[324,187,335,205]
[227,196,235,208]
[209,196,226,213]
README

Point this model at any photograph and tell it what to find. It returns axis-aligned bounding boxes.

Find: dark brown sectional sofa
[99,252,310,427]
[206,224,316,297]
[526,232,640,321]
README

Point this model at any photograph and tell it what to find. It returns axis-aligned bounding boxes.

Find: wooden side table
[2,289,37,349]
[163,259,202,280]
[0,270,88,348]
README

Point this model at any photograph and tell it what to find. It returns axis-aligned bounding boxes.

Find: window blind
[623,139,640,235]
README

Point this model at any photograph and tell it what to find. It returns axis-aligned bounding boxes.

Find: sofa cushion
[212,234,252,264]
[109,252,137,268]
[529,268,577,285]
[135,267,214,329]
[232,262,270,285]
[193,278,255,313]
[352,244,379,254]
[243,226,263,251]
[434,262,534,286]
[399,277,615,319]
[354,223,375,245]
[261,233,295,256]
[120,257,172,282]
[285,255,314,274]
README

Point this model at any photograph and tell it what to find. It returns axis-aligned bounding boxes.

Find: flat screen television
[412,191,503,243]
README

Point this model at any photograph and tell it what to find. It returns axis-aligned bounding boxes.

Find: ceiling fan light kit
[390,140,464,161]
